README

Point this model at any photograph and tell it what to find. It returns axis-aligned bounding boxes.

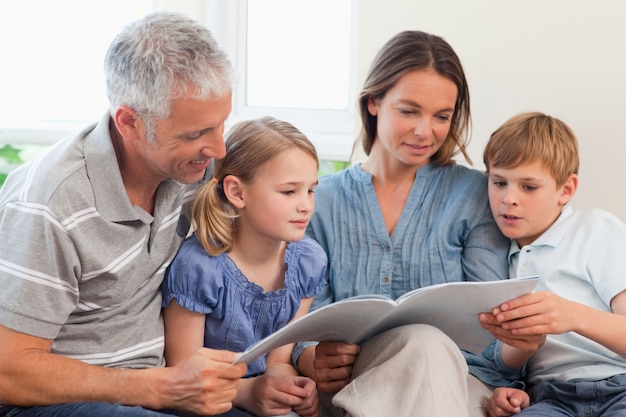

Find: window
[0,0,153,144]
[1,1,356,161]
[206,0,356,161]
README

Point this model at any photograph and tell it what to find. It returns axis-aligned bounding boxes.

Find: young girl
[162,116,326,417]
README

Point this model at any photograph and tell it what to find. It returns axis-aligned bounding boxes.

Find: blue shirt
[163,234,327,376]
[293,163,509,363]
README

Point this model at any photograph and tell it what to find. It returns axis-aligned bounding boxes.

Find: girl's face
[237,148,318,244]
[488,161,576,247]
[367,69,457,168]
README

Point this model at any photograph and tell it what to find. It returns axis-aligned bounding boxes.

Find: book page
[235,276,540,364]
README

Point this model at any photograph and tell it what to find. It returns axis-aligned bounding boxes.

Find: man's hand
[164,348,247,416]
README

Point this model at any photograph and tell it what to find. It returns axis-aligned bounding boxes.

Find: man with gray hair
[0,11,253,417]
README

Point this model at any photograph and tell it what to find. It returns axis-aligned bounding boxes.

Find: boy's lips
[502,214,521,220]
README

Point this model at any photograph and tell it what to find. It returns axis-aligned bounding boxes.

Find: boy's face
[487,161,577,247]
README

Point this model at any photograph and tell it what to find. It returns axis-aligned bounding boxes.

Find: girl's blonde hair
[483,112,579,186]
[193,116,318,255]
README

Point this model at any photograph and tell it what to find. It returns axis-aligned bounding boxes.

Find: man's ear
[223,175,246,209]
[113,106,143,140]
[559,173,578,206]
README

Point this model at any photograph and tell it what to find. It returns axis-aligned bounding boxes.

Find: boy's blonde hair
[193,116,318,256]
[483,112,579,186]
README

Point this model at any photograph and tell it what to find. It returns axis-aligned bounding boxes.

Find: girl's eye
[436,114,451,122]
[398,108,415,115]
[281,190,295,195]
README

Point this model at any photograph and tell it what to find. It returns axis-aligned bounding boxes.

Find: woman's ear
[558,173,578,206]
[223,175,246,209]
[367,96,379,116]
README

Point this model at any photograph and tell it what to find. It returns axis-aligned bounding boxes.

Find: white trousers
[321,324,492,417]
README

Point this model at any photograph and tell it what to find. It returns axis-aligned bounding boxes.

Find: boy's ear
[559,173,579,206]
[223,175,246,209]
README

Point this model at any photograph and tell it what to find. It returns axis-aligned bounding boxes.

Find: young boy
[477,112,626,416]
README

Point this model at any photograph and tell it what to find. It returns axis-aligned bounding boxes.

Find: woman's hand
[313,341,360,393]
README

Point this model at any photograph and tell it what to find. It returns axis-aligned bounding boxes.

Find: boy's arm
[0,324,246,415]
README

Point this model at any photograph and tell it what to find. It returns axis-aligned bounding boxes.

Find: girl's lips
[290,220,309,228]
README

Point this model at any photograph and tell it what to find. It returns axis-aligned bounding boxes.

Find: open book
[235,276,540,364]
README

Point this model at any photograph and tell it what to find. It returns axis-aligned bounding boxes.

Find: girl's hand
[289,376,319,417]
[239,373,315,416]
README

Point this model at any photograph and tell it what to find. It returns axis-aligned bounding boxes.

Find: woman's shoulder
[432,163,488,195]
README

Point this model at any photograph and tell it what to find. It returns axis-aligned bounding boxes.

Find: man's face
[137,92,232,185]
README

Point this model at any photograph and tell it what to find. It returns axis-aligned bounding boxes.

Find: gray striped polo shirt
[0,113,199,372]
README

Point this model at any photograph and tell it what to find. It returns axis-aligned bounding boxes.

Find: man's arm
[0,324,247,415]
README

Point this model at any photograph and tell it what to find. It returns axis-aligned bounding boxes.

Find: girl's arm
[266,297,314,376]
[163,299,206,366]
[235,297,319,417]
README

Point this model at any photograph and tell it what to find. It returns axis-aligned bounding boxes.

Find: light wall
[356,0,626,221]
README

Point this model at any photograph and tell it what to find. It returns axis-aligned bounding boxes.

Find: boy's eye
[492,180,506,187]
[523,185,538,191]
[281,190,295,195]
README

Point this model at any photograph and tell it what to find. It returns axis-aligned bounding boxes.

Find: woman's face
[367,69,457,168]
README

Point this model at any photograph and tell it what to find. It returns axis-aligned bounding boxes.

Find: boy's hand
[479,312,546,351]
[491,291,580,335]
[487,387,530,417]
